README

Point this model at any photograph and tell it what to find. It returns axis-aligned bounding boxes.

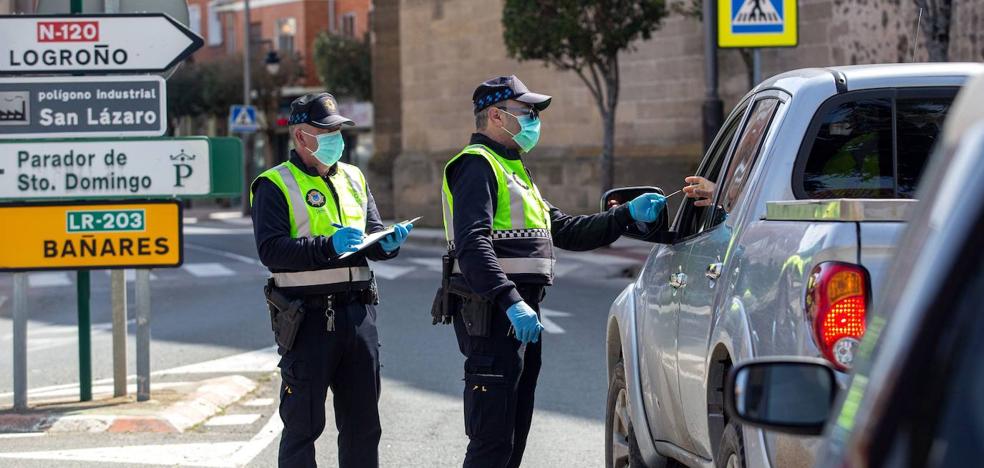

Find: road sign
[718,0,798,48]
[229,105,259,133]
[0,75,166,139]
[0,137,211,200]
[0,13,204,74]
[0,200,182,271]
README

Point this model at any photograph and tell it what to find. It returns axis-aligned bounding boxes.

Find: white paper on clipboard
[337,216,422,260]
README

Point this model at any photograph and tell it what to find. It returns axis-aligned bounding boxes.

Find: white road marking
[0,441,246,467]
[369,262,416,280]
[204,414,261,427]
[27,272,71,288]
[540,308,572,334]
[103,270,158,281]
[408,257,442,272]
[182,262,236,277]
[227,412,284,466]
[208,211,244,221]
[184,226,255,235]
[154,346,279,375]
[185,243,265,267]
[183,217,199,224]
[242,398,274,407]
[0,432,45,439]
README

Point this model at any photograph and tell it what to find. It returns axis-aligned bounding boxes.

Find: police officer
[441,76,666,467]
[251,92,413,468]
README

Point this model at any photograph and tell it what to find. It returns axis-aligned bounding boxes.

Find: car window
[797,89,956,199]
[709,98,780,226]
[672,104,745,239]
[896,96,952,197]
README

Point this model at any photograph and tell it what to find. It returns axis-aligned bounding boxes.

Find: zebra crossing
[3,252,629,290]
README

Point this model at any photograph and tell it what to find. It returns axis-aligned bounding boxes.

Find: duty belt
[271,266,372,288]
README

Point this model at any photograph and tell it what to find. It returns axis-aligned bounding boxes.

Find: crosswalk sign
[718,0,797,48]
[229,105,259,133]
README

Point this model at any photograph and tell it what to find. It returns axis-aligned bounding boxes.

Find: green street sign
[66,209,146,233]
[0,136,242,201]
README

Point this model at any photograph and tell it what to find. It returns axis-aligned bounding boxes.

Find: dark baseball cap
[472,75,552,114]
[288,93,354,128]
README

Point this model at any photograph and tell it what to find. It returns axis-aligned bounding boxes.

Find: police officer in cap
[440,76,666,467]
[251,92,413,468]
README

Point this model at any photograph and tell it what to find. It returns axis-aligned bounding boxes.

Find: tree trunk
[739,49,755,90]
[600,63,619,195]
[601,104,616,195]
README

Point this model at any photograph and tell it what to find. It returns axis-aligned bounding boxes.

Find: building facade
[373,0,984,223]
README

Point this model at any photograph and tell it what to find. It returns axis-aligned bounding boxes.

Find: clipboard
[337,216,422,260]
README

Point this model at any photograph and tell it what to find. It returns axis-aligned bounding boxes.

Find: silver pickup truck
[603,63,983,468]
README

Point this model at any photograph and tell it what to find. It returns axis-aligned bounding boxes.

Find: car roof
[755,62,984,96]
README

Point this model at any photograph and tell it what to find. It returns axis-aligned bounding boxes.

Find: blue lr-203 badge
[306,189,327,207]
[731,0,784,34]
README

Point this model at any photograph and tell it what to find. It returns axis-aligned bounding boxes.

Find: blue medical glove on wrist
[330,226,364,254]
[627,193,667,223]
[506,301,543,344]
[379,223,413,253]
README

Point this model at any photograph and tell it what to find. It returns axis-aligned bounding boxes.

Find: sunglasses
[495,105,539,121]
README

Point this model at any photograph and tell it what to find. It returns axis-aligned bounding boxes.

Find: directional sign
[718,0,798,48]
[0,200,182,271]
[0,137,211,201]
[0,75,166,139]
[0,13,204,74]
[229,105,259,133]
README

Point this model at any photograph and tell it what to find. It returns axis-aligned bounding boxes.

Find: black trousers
[453,286,544,468]
[278,295,381,468]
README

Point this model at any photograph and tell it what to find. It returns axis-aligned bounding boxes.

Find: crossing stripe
[28,272,72,288]
[182,262,236,277]
[204,414,262,427]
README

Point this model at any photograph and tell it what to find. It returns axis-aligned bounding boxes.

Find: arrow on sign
[0,13,204,74]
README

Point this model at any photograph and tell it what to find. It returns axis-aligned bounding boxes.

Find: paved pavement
[0,211,644,467]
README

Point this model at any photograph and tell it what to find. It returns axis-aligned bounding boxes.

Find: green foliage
[312,33,372,101]
[502,0,666,72]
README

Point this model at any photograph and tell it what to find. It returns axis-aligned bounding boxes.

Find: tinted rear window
[797,88,956,199]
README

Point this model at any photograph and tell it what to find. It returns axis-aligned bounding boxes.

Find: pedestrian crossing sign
[229,105,260,133]
[718,0,797,48]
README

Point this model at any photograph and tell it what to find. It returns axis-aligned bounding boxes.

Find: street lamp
[265,50,281,76]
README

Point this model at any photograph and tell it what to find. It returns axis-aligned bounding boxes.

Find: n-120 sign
[0,13,204,74]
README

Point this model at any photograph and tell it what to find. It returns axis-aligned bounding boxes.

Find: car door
[675,93,785,457]
[636,102,747,448]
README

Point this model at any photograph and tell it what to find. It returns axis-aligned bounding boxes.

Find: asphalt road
[0,216,634,467]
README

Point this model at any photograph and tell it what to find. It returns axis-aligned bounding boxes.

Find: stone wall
[382,0,984,225]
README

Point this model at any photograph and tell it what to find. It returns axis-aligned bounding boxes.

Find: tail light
[806,262,869,371]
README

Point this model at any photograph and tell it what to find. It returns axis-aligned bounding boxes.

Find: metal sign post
[77,269,92,401]
[111,269,126,397]
[135,269,151,401]
[12,273,28,410]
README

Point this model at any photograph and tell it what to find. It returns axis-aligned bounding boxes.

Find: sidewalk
[0,375,260,434]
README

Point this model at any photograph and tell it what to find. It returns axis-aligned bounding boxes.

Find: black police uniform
[251,93,399,468]
[446,77,637,468]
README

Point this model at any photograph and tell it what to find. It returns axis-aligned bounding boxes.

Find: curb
[1,375,258,434]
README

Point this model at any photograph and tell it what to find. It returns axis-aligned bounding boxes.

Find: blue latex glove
[506,301,543,344]
[627,193,667,223]
[379,223,413,253]
[331,226,365,254]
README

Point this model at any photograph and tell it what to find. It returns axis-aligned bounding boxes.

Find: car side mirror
[724,358,837,436]
[600,186,670,243]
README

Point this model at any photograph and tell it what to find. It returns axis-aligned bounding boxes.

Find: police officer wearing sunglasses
[251,92,413,468]
[436,76,666,467]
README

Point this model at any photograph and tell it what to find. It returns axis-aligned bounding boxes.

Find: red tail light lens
[806,262,869,370]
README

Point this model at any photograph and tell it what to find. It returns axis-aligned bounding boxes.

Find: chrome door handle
[706,262,723,280]
[669,272,688,289]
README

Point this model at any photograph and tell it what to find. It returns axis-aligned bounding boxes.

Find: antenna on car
[910,7,923,62]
